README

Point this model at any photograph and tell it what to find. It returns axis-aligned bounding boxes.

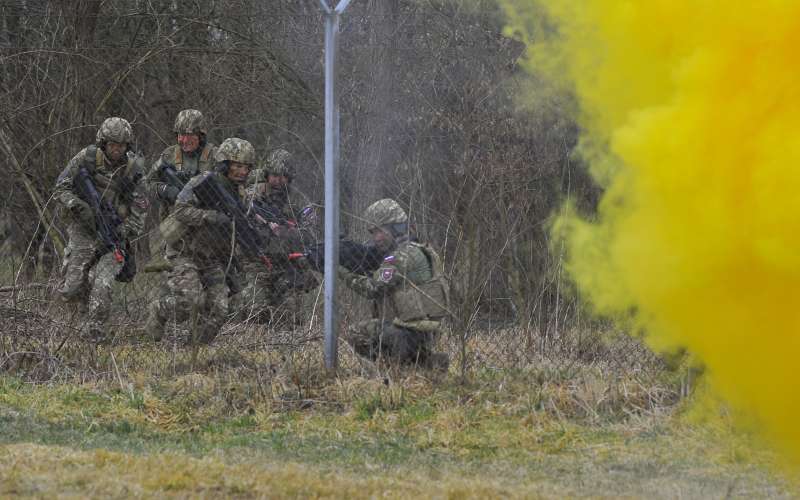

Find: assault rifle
[73,167,136,281]
[192,174,272,270]
[159,163,192,195]
[289,240,383,276]
[250,199,294,227]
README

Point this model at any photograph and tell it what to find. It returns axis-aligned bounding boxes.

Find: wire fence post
[320,0,354,371]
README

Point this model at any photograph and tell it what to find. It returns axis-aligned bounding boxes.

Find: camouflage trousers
[346,319,436,366]
[147,255,230,343]
[59,224,124,330]
[230,261,287,323]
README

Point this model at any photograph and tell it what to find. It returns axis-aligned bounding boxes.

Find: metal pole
[321,0,353,371]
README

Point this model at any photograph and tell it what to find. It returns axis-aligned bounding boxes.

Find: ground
[0,331,795,499]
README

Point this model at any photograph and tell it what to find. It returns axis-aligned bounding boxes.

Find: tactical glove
[204,211,231,227]
[69,200,94,228]
[162,185,181,204]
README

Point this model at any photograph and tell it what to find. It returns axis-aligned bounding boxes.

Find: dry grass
[0,288,796,498]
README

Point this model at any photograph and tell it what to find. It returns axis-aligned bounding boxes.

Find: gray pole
[320,0,354,371]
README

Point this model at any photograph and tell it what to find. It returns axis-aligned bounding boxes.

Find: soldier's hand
[162,185,181,204]
[69,200,94,227]
[203,211,231,227]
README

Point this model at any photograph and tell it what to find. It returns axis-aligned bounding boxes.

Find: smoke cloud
[503,1,800,462]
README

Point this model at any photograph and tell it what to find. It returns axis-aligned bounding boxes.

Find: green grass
[0,354,795,498]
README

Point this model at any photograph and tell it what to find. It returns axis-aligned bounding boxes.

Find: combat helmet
[215,138,256,165]
[266,148,295,178]
[96,117,133,144]
[173,109,207,135]
[363,199,408,228]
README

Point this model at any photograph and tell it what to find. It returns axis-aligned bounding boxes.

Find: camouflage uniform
[145,110,217,219]
[340,199,449,368]
[54,117,148,341]
[232,148,317,324]
[143,110,217,340]
[145,138,255,344]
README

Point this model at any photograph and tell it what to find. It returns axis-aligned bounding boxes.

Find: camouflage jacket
[145,142,217,219]
[54,145,148,239]
[246,169,315,265]
[339,237,448,332]
[170,171,246,263]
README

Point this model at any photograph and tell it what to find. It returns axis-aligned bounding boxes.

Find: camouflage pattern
[173,109,207,135]
[339,215,447,367]
[144,171,244,343]
[143,111,217,334]
[54,143,148,342]
[230,174,318,324]
[169,171,244,261]
[265,148,295,178]
[215,137,256,165]
[231,260,288,323]
[363,198,407,228]
[144,255,229,344]
[95,117,133,144]
[145,142,217,218]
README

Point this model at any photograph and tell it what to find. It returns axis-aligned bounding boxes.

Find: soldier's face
[370,226,394,252]
[105,141,127,162]
[267,174,288,189]
[226,161,251,184]
[177,133,200,153]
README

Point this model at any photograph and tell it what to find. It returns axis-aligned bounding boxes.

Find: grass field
[0,329,795,499]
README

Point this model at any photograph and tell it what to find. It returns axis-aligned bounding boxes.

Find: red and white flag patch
[379,268,395,282]
[383,254,396,263]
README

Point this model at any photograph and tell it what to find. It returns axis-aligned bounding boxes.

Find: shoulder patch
[379,267,395,283]
[383,254,396,263]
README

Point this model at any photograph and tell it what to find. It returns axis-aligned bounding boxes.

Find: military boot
[82,320,108,344]
[143,313,165,342]
[191,323,219,345]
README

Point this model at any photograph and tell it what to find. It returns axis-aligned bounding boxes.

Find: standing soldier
[55,117,148,342]
[144,138,256,345]
[233,148,317,324]
[338,199,450,369]
[142,110,217,340]
[145,109,216,218]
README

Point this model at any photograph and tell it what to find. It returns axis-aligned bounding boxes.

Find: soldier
[144,138,256,345]
[141,110,217,339]
[233,148,317,324]
[338,199,450,369]
[145,109,217,218]
[54,117,148,342]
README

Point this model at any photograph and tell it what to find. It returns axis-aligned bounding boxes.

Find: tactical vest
[390,242,451,322]
[155,145,215,249]
[172,143,214,176]
[82,145,141,219]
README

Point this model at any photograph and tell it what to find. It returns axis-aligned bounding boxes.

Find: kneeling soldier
[339,199,450,369]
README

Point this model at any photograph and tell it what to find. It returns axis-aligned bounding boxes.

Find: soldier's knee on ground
[379,324,429,364]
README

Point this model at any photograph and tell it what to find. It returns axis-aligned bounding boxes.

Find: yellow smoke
[502,1,800,462]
